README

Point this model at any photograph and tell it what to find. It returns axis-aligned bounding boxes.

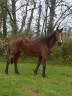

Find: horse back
[8,36,49,57]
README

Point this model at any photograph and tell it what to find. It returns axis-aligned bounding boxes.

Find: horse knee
[11,58,14,64]
[8,56,14,64]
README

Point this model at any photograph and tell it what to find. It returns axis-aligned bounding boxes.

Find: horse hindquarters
[5,45,20,74]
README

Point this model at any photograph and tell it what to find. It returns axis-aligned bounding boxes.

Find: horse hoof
[42,74,46,78]
[34,71,38,76]
[15,71,20,74]
[5,71,8,74]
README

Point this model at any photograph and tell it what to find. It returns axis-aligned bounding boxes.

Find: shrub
[49,45,63,64]
[62,39,72,64]
[0,38,8,56]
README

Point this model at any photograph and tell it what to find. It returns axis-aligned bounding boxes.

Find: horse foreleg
[42,63,46,78]
[34,56,42,75]
[41,57,47,78]
[14,62,19,74]
[14,54,20,74]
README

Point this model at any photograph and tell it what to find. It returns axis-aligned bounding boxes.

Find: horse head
[55,27,63,45]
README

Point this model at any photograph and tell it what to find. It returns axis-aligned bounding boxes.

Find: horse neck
[46,34,56,48]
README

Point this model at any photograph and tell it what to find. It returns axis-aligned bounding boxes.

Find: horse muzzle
[57,39,63,46]
[58,41,63,46]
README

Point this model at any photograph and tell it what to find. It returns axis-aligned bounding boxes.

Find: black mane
[40,31,56,42]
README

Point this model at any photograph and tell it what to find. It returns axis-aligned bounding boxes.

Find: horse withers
[5,27,63,78]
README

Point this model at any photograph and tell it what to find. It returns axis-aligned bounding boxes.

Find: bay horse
[5,27,63,77]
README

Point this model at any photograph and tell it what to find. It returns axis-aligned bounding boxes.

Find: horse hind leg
[5,60,10,74]
[5,56,13,74]
[5,54,19,74]
[5,54,20,74]
[5,46,13,74]
[34,56,42,75]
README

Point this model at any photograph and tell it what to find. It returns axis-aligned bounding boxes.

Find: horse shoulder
[40,43,49,56]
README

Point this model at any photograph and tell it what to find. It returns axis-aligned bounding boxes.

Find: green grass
[0,58,72,96]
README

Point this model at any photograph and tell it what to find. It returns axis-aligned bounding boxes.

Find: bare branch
[58,13,72,27]
[54,5,72,28]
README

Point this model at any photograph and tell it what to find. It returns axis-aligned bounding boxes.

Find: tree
[25,0,36,36]
[19,0,29,32]
[41,0,49,37]
[0,0,72,37]
[0,0,3,33]
[11,0,17,34]
[2,0,7,37]
[36,2,42,37]
[47,0,56,35]
[0,0,8,37]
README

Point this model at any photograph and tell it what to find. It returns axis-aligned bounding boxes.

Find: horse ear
[57,27,59,30]
[61,28,63,31]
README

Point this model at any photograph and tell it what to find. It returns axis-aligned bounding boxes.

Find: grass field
[0,57,72,96]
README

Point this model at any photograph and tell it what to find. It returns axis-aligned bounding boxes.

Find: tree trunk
[25,0,36,36]
[0,5,2,33]
[19,0,29,32]
[36,4,42,37]
[2,0,7,37]
[44,1,49,37]
[11,0,17,34]
[47,0,56,35]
